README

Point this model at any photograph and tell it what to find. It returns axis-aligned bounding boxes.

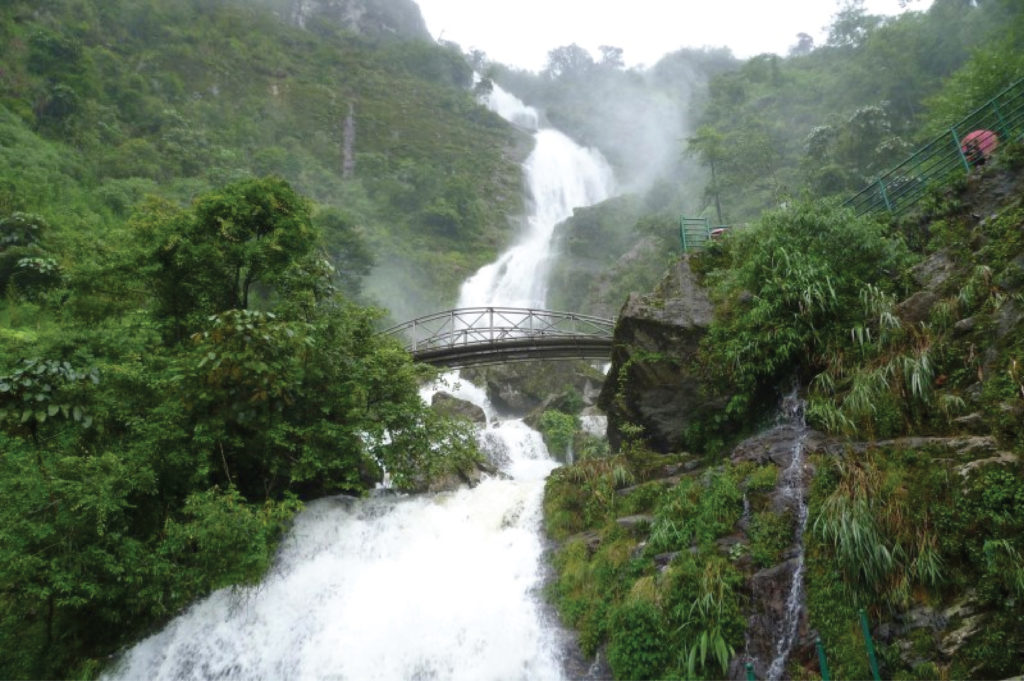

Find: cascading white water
[459,87,613,309]
[106,86,615,681]
[765,395,811,681]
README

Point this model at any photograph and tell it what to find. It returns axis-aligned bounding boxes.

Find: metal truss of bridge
[382,307,615,368]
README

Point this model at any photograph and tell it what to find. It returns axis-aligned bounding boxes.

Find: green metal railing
[679,217,732,251]
[846,77,1024,217]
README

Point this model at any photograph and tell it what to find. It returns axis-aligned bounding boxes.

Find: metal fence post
[992,101,1010,141]
[951,127,971,173]
[859,608,882,681]
[877,178,893,212]
[816,637,831,681]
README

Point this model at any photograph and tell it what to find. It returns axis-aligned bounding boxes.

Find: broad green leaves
[0,358,98,432]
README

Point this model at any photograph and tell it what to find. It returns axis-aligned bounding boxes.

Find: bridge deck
[382,307,615,369]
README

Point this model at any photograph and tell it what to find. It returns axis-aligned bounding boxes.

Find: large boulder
[463,360,606,418]
[598,255,721,452]
[430,391,487,424]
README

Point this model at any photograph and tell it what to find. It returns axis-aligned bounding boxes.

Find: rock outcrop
[282,0,431,41]
[430,391,487,424]
[462,360,606,419]
[598,255,722,452]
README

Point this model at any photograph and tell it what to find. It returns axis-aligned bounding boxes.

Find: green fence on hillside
[845,78,1024,217]
[679,217,732,252]
[679,217,712,251]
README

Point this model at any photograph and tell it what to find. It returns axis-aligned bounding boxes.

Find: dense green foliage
[0,176,480,679]
[0,0,524,320]
[540,3,1024,679]
[695,201,917,444]
[806,448,1024,680]
[687,0,1024,222]
[545,451,768,680]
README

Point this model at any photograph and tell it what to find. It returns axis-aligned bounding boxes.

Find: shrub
[606,601,670,681]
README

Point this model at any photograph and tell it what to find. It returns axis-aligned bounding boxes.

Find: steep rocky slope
[544,156,1024,680]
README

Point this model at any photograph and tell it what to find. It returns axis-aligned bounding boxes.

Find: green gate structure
[679,216,711,251]
[680,217,732,252]
[846,77,1024,217]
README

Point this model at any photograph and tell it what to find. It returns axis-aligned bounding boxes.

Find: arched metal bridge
[382,307,615,368]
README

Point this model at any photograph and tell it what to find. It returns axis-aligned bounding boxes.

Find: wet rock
[957,450,1019,476]
[614,514,653,534]
[824,435,999,458]
[465,361,605,418]
[897,290,940,324]
[911,251,957,290]
[598,256,722,452]
[431,391,487,424]
[745,558,807,674]
[954,316,977,334]
[939,614,984,657]
[566,530,603,555]
[653,551,680,570]
[731,424,827,472]
[952,411,986,433]
[424,459,500,493]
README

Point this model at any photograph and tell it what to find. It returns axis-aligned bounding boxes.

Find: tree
[314,208,374,298]
[827,1,883,48]
[789,33,815,56]
[0,212,58,297]
[687,126,728,223]
[544,44,595,79]
[146,176,319,338]
[599,45,624,69]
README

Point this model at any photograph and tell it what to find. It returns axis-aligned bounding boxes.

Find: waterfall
[459,90,613,309]
[105,86,616,681]
[765,394,811,681]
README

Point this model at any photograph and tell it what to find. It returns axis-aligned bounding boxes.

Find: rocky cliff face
[597,254,722,452]
[282,0,431,40]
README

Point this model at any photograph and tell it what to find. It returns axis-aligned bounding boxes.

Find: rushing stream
[106,87,615,680]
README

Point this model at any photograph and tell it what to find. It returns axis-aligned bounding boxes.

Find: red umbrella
[961,129,999,163]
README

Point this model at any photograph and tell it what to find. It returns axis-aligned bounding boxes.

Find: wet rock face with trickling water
[727,401,816,681]
[598,255,722,452]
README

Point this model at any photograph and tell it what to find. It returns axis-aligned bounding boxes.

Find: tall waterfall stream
[106,87,615,680]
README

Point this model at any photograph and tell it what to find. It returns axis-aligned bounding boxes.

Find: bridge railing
[382,307,615,354]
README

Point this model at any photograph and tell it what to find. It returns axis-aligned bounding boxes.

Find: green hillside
[0,0,526,318]
[535,2,1024,679]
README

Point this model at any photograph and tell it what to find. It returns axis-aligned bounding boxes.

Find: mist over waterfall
[105,86,615,680]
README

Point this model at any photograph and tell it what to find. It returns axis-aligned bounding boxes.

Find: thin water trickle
[765,393,811,681]
[105,85,615,681]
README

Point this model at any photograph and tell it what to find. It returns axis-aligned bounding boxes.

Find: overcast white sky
[414,0,935,72]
